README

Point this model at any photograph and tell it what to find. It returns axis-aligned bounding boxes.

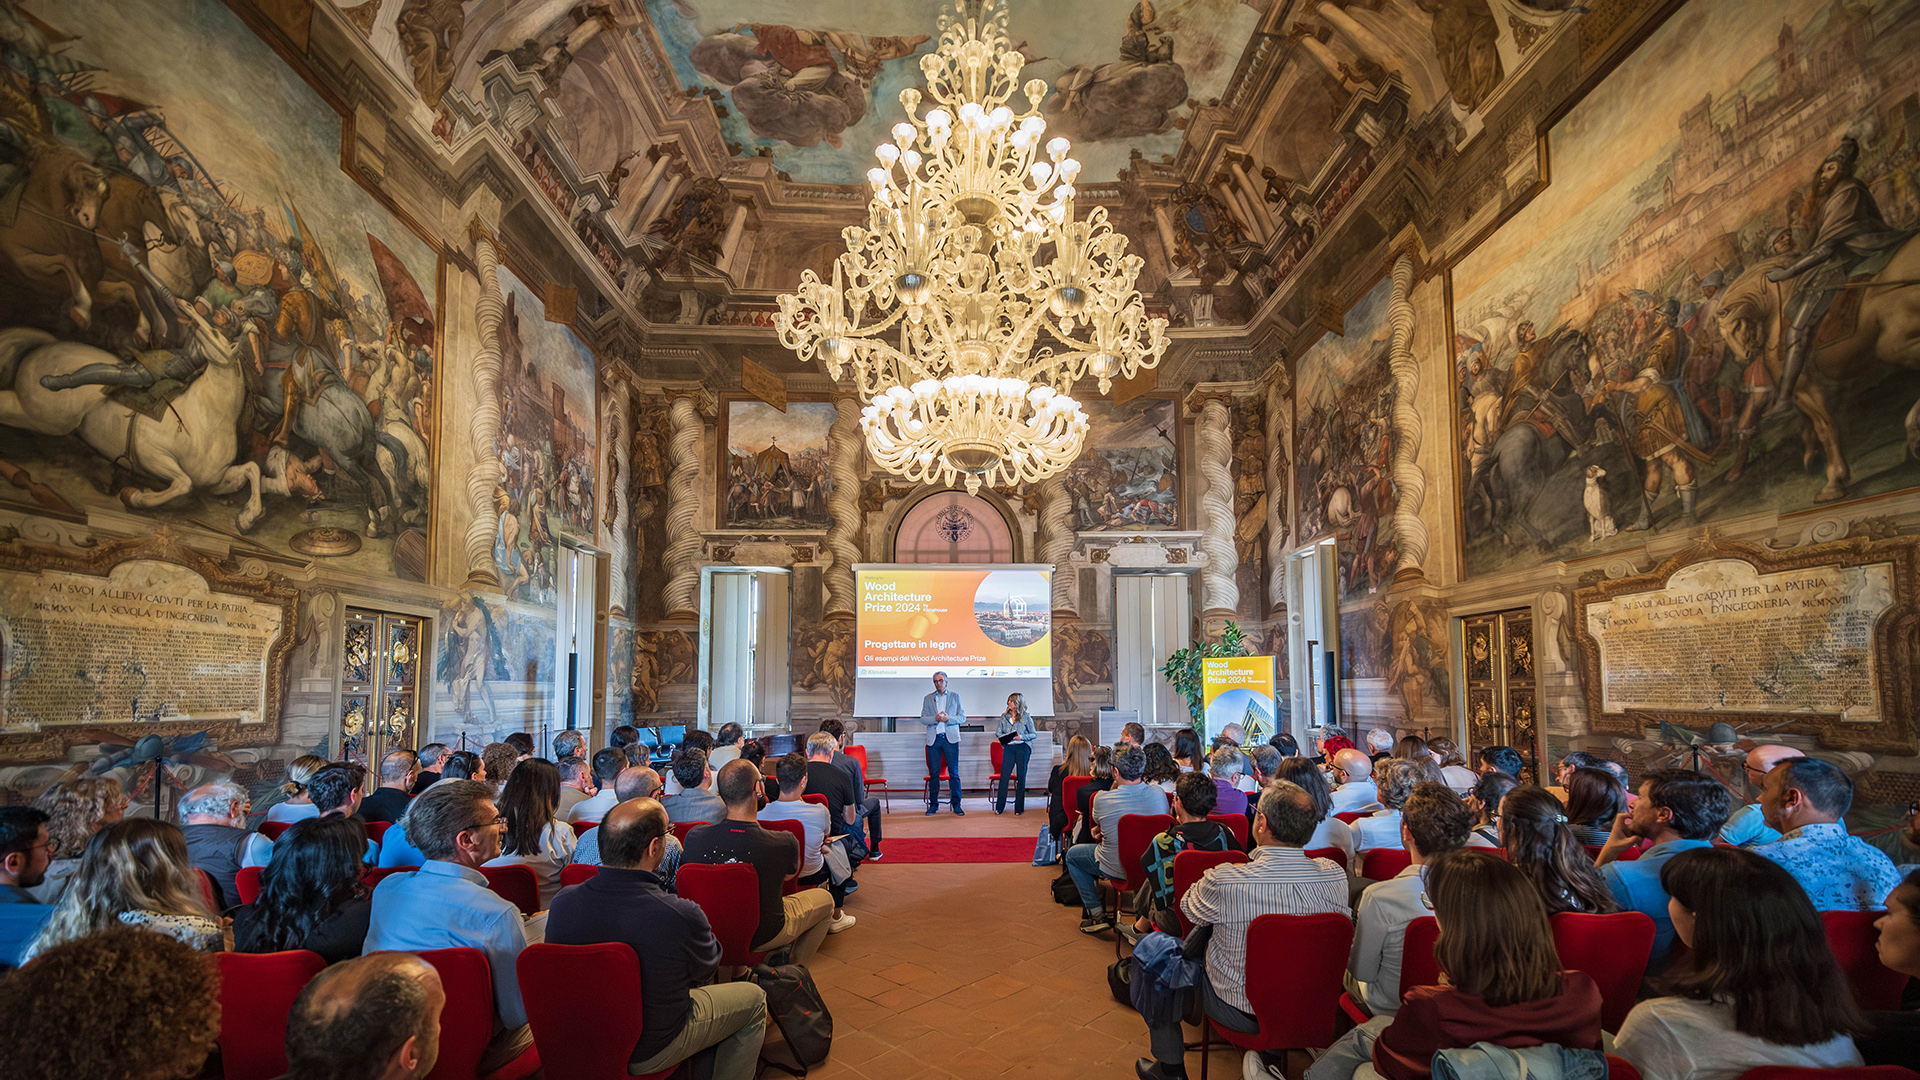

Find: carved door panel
[340,609,424,773]
[1462,610,1540,783]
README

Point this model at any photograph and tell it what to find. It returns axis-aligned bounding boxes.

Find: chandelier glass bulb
[859,376,1089,496]
[774,0,1169,411]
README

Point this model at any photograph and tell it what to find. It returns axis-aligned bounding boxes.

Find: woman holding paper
[994,693,1037,815]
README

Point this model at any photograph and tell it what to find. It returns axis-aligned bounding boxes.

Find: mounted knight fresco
[1452,0,1920,580]
[0,0,440,580]
[1294,276,1396,600]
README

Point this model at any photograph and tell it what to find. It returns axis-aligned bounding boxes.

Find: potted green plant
[1159,621,1251,730]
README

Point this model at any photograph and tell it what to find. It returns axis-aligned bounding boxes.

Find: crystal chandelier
[773,0,1167,489]
[862,377,1087,495]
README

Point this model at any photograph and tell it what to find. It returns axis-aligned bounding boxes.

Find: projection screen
[852,563,1056,717]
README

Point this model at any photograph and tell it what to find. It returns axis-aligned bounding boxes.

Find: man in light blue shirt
[1065,747,1169,934]
[364,778,536,1073]
[1596,769,1733,974]
[1719,745,1806,847]
[1754,757,1899,911]
[920,671,967,815]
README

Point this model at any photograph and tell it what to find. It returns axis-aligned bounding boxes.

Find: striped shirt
[1179,844,1350,1013]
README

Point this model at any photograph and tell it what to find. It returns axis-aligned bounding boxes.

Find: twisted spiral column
[1265,369,1291,613]
[1193,392,1239,616]
[1039,474,1077,618]
[824,396,863,618]
[1388,252,1428,580]
[661,392,704,618]
[462,227,505,587]
[602,383,631,616]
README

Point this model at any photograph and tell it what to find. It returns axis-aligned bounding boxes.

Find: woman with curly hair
[1500,786,1619,915]
[1142,741,1183,791]
[483,757,574,908]
[25,819,221,959]
[232,814,372,964]
[0,925,221,1080]
[27,776,126,904]
[267,754,330,824]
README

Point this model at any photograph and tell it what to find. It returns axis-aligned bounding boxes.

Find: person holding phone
[994,693,1037,815]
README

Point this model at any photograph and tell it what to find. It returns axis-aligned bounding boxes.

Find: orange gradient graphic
[856,568,1051,676]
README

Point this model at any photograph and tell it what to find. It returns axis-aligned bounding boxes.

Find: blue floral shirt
[1753,822,1901,911]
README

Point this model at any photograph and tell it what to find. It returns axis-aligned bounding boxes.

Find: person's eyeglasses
[33,837,60,856]
[465,815,507,831]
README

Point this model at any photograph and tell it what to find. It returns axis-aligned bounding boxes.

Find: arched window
[892,491,1015,563]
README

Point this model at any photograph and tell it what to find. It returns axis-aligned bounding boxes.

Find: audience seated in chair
[1720,745,1806,848]
[412,743,450,795]
[552,755,594,823]
[26,818,221,958]
[269,755,331,825]
[804,733,862,858]
[1355,760,1418,858]
[567,747,629,824]
[1130,771,1238,938]
[1073,746,1118,846]
[0,806,54,968]
[1329,749,1380,815]
[1562,767,1630,848]
[483,758,577,910]
[232,814,375,965]
[662,748,727,826]
[1613,847,1867,1080]
[1348,782,1473,1018]
[552,728,587,765]
[308,764,381,864]
[0,924,220,1080]
[682,759,833,963]
[362,778,536,1075]
[362,749,419,825]
[762,751,858,934]
[1595,769,1735,975]
[1305,848,1603,1080]
[819,718,885,859]
[1859,868,1920,1069]
[1207,747,1251,817]
[548,797,769,1080]
[481,742,520,793]
[1478,746,1526,779]
[1277,758,1356,866]
[1427,739,1479,796]
[180,778,276,908]
[26,776,125,905]
[1066,746,1171,935]
[283,951,445,1080]
[1051,735,1094,844]
[1500,786,1619,916]
[1467,772,1519,849]
[571,765,683,886]
[1136,780,1349,1080]
[1752,757,1900,912]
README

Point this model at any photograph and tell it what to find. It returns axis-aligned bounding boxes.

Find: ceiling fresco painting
[641,0,1261,185]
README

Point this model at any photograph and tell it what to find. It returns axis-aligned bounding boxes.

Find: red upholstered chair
[1061,777,1093,837]
[559,863,599,888]
[235,865,265,905]
[1361,847,1413,881]
[677,863,767,968]
[1105,814,1174,954]
[364,821,392,844]
[215,950,325,1080]
[759,817,810,896]
[1607,1056,1644,1080]
[1209,814,1250,850]
[671,821,703,843]
[1304,846,1348,871]
[1200,912,1355,1079]
[418,948,540,1080]
[364,865,413,890]
[1333,811,1368,825]
[1340,916,1441,1023]
[846,743,889,812]
[1738,1070,1920,1080]
[479,865,541,915]
[192,868,220,912]
[1169,849,1249,935]
[1822,909,1914,1010]
[570,820,599,838]
[801,793,829,810]
[260,821,292,841]
[517,943,681,1080]
[1551,910,1655,1032]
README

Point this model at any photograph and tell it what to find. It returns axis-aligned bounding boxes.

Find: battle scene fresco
[1294,276,1397,600]
[1063,396,1180,530]
[491,267,597,607]
[1453,0,1920,580]
[0,0,440,580]
[720,398,834,529]
[640,0,1259,185]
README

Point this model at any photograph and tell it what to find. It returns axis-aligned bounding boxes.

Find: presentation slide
[1201,656,1277,745]
[852,564,1056,717]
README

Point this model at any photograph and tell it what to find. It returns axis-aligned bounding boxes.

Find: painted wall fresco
[1294,277,1397,600]
[641,0,1258,185]
[720,398,834,529]
[1452,0,1920,579]
[492,267,597,607]
[1063,396,1180,530]
[0,0,439,580]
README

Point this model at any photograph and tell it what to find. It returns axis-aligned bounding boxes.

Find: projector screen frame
[852,562,1057,718]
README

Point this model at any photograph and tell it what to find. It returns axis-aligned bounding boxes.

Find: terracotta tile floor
[787,794,1248,1079]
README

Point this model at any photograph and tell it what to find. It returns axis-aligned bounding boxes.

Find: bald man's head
[286,952,444,1080]
[1333,748,1374,783]
[715,758,764,807]
[613,765,662,802]
[599,797,669,870]
[1745,745,1806,791]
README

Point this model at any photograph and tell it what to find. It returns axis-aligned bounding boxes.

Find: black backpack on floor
[1051,868,1081,906]
[751,961,833,1076]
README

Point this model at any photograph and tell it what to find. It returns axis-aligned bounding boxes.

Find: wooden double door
[1462,609,1540,783]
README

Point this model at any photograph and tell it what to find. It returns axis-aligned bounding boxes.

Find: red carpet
[873,837,1037,863]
